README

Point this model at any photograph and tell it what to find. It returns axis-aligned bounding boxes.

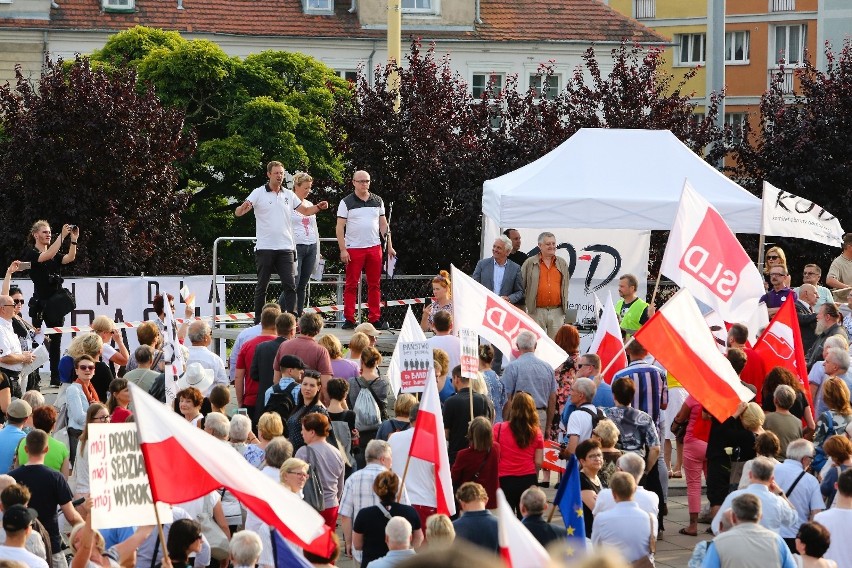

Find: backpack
[147,373,167,403]
[264,381,299,421]
[302,445,325,512]
[813,411,837,473]
[576,405,605,430]
[354,378,383,432]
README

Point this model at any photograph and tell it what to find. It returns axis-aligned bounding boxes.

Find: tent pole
[757,182,767,271]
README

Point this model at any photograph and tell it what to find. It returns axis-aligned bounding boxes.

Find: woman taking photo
[295,412,345,528]
[23,220,78,387]
[67,355,100,462]
[452,416,501,509]
[292,172,320,317]
[421,271,453,332]
[493,392,544,517]
[287,371,330,452]
[242,412,284,468]
[106,378,132,423]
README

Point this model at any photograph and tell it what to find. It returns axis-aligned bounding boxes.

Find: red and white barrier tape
[42,297,428,334]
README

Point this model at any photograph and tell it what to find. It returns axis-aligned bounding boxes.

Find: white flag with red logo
[589,292,626,384]
[407,368,456,516]
[660,181,765,324]
[451,265,568,369]
[497,489,550,568]
[633,289,754,422]
[542,440,566,473]
[753,298,812,402]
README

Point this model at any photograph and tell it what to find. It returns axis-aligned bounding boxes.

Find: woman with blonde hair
[376,393,416,441]
[346,331,371,364]
[591,419,623,486]
[58,333,104,397]
[317,333,358,405]
[421,270,453,332]
[90,315,129,370]
[291,172,320,316]
[815,378,852,453]
[764,246,788,288]
[493,392,544,516]
[424,514,455,548]
[348,348,389,468]
[741,402,766,435]
[243,412,284,468]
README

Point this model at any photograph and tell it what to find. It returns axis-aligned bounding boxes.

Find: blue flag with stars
[553,453,586,557]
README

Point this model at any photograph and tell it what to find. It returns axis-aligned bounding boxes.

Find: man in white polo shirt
[235,161,328,320]
[0,295,35,407]
[336,170,395,330]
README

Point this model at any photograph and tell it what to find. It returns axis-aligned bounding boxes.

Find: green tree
[0,57,200,275]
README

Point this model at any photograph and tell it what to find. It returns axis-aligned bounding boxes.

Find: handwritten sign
[88,423,172,529]
[400,341,433,393]
[459,328,479,379]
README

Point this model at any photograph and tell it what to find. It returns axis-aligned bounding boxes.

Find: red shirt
[740,347,767,404]
[238,334,277,407]
[492,422,544,478]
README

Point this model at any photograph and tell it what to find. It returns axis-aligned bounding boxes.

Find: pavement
[37,378,710,567]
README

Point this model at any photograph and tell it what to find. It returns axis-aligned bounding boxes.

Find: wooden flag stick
[396,453,413,503]
[649,272,663,308]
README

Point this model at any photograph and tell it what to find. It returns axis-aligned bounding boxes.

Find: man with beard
[806,303,848,370]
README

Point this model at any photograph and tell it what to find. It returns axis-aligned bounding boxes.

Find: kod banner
[514,228,650,324]
[762,182,845,247]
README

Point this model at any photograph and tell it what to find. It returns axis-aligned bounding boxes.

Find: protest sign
[400,341,433,393]
[459,328,479,379]
[88,423,173,529]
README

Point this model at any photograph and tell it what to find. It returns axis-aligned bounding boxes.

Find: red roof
[0,0,666,44]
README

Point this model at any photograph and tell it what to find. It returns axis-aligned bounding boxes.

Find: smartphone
[236,408,248,416]
[17,262,31,271]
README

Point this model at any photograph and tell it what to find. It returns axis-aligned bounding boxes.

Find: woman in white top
[177,386,204,428]
[291,172,320,316]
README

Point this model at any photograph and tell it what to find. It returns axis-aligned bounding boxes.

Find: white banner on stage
[7,275,225,361]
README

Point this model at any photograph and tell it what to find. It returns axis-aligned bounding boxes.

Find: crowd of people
[4,175,852,568]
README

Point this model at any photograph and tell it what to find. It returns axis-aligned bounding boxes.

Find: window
[725,31,750,63]
[529,75,560,100]
[726,113,748,143]
[337,70,358,83]
[774,24,806,65]
[472,73,504,100]
[676,34,706,65]
[304,0,333,12]
[634,0,655,19]
[772,0,795,12]
[402,0,432,11]
[690,112,706,128]
[102,0,134,10]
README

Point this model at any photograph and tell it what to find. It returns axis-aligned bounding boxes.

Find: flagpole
[152,503,170,565]
[757,182,767,271]
[649,272,663,308]
[396,453,413,502]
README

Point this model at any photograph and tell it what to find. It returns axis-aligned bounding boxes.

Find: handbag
[43,287,75,321]
[197,492,230,561]
[631,512,657,568]
[670,418,688,442]
[302,446,326,512]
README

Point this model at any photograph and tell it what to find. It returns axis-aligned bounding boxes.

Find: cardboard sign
[88,423,172,529]
[400,341,433,393]
[458,328,479,379]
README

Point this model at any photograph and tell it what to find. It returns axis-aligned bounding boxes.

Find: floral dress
[552,357,577,440]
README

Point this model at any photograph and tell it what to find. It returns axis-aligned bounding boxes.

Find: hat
[2,504,37,532]
[6,399,32,420]
[176,363,214,395]
[278,355,306,370]
[354,322,382,337]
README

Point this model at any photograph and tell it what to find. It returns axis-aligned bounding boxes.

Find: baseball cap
[2,504,38,532]
[354,322,382,337]
[7,399,32,420]
[279,355,306,370]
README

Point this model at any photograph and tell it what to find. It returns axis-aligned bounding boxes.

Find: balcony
[770,68,795,94]
[634,0,655,19]
[771,0,795,12]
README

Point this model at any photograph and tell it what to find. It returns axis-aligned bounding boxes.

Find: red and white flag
[660,181,764,324]
[589,292,626,384]
[632,289,754,421]
[542,440,566,474]
[753,298,812,402]
[407,369,456,516]
[497,489,550,568]
[451,265,568,369]
[129,383,334,557]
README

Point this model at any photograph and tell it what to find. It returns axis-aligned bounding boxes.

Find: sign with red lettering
[459,328,479,379]
[88,423,172,529]
[399,341,433,393]
[481,295,539,349]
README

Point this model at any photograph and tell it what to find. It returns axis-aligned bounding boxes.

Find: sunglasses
[12,299,24,306]
[78,364,96,371]
[766,255,780,260]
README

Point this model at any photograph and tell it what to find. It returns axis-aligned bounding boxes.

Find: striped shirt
[612,361,668,428]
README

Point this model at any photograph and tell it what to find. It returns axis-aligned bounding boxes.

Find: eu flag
[553,454,587,558]
[271,530,314,568]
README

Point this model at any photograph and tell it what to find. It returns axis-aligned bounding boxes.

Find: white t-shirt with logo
[247,185,301,250]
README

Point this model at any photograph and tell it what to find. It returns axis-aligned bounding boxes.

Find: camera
[69,225,77,230]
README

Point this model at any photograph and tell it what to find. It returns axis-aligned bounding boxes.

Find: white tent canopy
[481,128,761,247]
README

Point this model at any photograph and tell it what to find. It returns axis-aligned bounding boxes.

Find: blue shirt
[439,376,456,404]
[0,424,26,474]
[592,381,615,408]
[492,259,507,294]
[263,377,301,406]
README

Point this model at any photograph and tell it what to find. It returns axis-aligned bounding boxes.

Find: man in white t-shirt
[336,170,395,330]
[561,378,598,457]
[426,311,460,373]
[814,468,852,566]
[593,452,659,518]
[235,161,328,319]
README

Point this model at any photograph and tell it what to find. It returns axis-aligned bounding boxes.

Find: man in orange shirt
[521,232,570,339]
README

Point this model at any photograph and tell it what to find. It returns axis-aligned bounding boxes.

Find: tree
[729,39,852,275]
[331,40,725,274]
[90,27,351,272]
[0,57,200,276]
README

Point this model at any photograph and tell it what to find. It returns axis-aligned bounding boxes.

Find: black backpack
[264,381,298,421]
[576,405,606,429]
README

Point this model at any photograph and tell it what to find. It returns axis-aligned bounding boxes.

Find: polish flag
[589,292,627,383]
[497,489,550,568]
[660,181,764,324]
[407,369,456,516]
[753,298,812,404]
[129,383,334,557]
[451,265,567,369]
[632,289,754,422]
